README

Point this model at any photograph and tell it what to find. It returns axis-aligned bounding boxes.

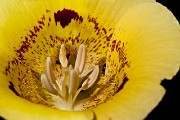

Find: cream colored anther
[41,73,57,95]
[69,69,79,94]
[46,57,56,84]
[82,65,99,90]
[59,44,68,67]
[74,44,86,74]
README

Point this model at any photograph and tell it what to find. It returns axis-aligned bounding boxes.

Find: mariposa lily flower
[0,0,180,120]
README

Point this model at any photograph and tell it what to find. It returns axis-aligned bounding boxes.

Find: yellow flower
[0,0,180,120]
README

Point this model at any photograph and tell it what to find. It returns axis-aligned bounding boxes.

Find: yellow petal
[93,2,180,120]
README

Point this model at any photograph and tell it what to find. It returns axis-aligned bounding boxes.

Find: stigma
[40,44,99,110]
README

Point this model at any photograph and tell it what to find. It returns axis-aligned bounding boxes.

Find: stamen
[82,65,99,90]
[46,57,61,94]
[79,45,86,74]
[59,44,68,67]
[69,69,79,94]
[74,44,86,74]
[61,70,69,98]
[41,44,100,110]
[72,87,83,104]
[46,57,56,84]
[41,73,57,95]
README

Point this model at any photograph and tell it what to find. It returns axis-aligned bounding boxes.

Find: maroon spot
[54,9,83,28]
[29,30,37,38]
[88,16,99,31]
[48,17,51,27]
[34,26,40,33]
[116,41,121,51]
[41,15,45,21]
[111,40,116,51]
[46,9,50,13]
[9,81,20,96]
[116,76,129,93]
[14,37,31,62]
[32,39,36,43]
[105,33,113,41]
[49,17,51,22]
[11,58,18,65]
[102,27,107,34]
[4,61,11,75]
[39,25,43,29]
[38,20,45,26]
[18,37,31,53]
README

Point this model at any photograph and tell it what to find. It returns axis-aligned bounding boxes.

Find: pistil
[41,44,99,110]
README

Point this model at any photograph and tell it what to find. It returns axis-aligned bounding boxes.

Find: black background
[0,1,180,120]
[146,1,180,120]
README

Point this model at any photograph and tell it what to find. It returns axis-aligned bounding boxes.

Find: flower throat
[41,44,99,110]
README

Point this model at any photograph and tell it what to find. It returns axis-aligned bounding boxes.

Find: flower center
[41,44,99,110]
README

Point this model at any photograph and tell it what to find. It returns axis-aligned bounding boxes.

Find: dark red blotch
[9,81,20,96]
[54,9,83,28]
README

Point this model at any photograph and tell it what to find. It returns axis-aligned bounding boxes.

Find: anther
[59,44,68,67]
[41,73,57,95]
[69,69,79,94]
[46,57,56,84]
[79,45,86,74]
[46,57,61,94]
[75,44,86,74]
[82,65,99,90]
